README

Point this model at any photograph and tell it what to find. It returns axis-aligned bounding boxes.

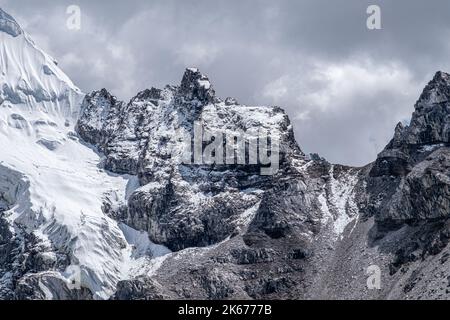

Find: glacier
[0,8,169,299]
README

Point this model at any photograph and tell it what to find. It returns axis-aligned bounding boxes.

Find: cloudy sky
[2,0,450,165]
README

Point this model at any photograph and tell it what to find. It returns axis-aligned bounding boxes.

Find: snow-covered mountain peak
[0,9,160,300]
[0,7,22,37]
[0,8,83,124]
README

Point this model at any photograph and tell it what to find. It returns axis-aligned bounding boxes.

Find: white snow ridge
[0,8,169,299]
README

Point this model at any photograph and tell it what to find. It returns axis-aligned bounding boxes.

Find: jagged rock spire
[403,71,450,145]
[371,71,450,176]
[415,71,450,109]
[383,71,450,147]
[177,68,216,104]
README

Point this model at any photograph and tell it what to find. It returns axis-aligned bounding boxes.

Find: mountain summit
[1,9,450,300]
[0,8,139,300]
[0,8,82,120]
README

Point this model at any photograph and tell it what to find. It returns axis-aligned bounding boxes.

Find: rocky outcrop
[367,71,450,224]
[108,71,450,300]
[177,67,217,105]
[341,72,450,300]
[76,68,372,300]
[77,68,308,252]
[0,164,84,300]
[5,63,449,300]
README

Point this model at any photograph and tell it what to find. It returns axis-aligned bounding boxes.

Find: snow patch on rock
[320,165,360,239]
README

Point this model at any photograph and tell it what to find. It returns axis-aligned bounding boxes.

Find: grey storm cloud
[1,0,450,165]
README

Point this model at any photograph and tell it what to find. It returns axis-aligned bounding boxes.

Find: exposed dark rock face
[112,277,169,300]
[77,68,307,253]
[111,234,310,300]
[4,55,450,299]
[339,72,450,300]
[107,71,450,300]
[0,211,80,300]
[177,67,217,105]
[0,165,85,300]
[15,272,93,300]
[75,68,369,300]
[367,72,450,224]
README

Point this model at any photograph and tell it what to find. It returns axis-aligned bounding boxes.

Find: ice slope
[0,8,169,299]
[0,10,81,120]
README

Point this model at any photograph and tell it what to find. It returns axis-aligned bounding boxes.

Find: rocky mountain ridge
[78,67,450,300]
[1,7,450,299]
